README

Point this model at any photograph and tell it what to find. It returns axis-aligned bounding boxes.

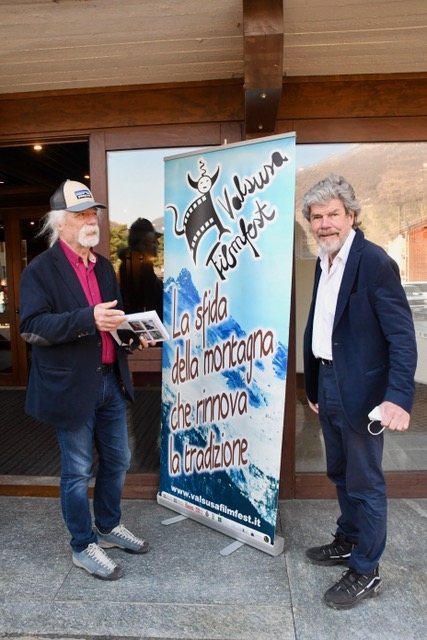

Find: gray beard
[317,234,342,256]
[79,224,100,247]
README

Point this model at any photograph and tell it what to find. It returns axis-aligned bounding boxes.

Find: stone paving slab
[280,498,427,640]
[0,497,292,640]
[1,496,426,639]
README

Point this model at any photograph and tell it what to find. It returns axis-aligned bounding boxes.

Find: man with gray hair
[302,174,417,608]
[20,180,154,580]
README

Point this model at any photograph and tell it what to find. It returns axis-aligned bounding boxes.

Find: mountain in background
[296,141,427,253]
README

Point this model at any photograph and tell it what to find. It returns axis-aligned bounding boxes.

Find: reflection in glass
[295,142,427,473]
[106,147,199,474]
[107,148,199,319]
[19,218,48,373]
[0,221,12,373]
[118,217,164,318]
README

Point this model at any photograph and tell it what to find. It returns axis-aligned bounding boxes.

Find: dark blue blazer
[19,242,134,429]
[303,229,417,433]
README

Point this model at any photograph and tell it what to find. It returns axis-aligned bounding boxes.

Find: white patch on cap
[74,188,92,200]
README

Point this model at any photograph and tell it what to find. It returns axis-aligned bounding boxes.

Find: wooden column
[243,0,284,133]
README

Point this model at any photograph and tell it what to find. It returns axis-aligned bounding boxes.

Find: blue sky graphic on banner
[158,134,296,555]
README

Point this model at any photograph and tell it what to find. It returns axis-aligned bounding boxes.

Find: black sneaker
[324,567,383,609]
[305,534,355,566]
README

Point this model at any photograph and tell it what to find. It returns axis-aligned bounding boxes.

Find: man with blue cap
[20,180,154,580]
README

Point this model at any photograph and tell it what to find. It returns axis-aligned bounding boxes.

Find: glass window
[106,147,199,473]
[107,148,198,304]
[295,142,427,473]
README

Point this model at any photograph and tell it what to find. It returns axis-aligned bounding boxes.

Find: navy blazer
[19,242,134,429]
[303,229,417,433]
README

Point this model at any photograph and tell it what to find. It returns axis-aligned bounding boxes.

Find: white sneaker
[72,542,123,580]
[96,523,150,554]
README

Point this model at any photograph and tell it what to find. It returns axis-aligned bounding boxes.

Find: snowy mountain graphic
[160,268,288,537]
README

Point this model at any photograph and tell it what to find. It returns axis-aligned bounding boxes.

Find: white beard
[79,224,100,247]
[316,232,343,256]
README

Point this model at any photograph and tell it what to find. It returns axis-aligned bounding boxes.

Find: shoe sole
[305,554,350,567]
[324,581,383,609]
[98,540,150,554]
[72,557,124,580]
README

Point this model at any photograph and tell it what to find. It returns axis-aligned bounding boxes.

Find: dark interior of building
[0,141,90,208]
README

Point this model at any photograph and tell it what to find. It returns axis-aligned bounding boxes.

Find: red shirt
[59,240,116,364]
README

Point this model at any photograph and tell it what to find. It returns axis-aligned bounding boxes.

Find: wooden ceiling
[1,0,426,96]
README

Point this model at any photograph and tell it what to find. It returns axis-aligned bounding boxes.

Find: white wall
[295,259,316,373]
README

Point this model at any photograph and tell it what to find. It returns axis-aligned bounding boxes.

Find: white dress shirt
[312,229,356,360]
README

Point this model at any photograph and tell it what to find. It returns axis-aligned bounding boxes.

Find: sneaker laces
[327,533,354,552]
[337,568,376,595]
[86,543,117,570]
[111,524,144,545]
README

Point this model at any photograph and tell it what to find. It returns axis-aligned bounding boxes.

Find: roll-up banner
[157,133,296,556]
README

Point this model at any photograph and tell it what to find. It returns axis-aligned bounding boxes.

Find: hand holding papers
[110,310,170,352]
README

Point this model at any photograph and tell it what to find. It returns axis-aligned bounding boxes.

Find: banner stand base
[220,540,245,556]
[161,512,245,556]
[161,514,187,526]
[157,493,284,557]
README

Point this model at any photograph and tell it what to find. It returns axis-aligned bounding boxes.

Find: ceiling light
[33,144,43,151]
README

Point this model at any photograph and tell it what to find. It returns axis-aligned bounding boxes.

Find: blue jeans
[318,364,387,574]
[56,371,131,552]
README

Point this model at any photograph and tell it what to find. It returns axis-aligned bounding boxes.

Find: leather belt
[99,363,115,373]
[319,358,333,366]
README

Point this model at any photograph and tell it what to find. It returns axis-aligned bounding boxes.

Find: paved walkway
[1,496,426,639]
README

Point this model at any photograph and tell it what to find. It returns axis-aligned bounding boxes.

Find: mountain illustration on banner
[160,268,288,540]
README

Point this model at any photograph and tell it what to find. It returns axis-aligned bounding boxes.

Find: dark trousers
[56,370,131,552]
[318,363,387,574]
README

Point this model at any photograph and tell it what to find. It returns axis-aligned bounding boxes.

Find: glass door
[0,216,15,384]
[0,209,46,386]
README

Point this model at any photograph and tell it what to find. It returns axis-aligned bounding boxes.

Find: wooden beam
[243,0,284,133]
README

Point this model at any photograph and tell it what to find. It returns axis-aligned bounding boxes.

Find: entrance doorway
[0,140,91,489]
[0,139,162,495]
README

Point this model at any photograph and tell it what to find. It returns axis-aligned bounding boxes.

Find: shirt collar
[59,239,97,266]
